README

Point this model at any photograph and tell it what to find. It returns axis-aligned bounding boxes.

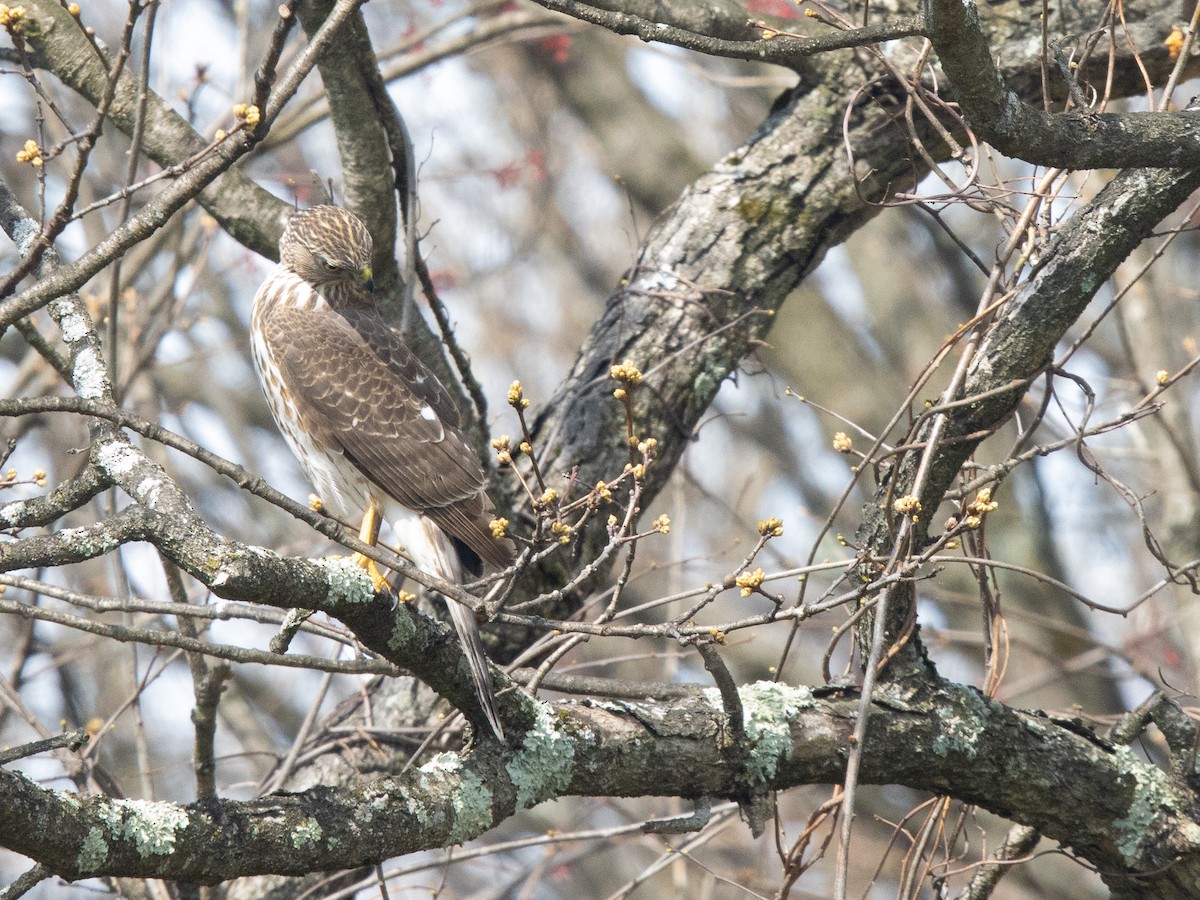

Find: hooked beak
[360,265,375,293]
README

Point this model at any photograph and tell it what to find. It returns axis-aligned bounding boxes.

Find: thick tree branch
[3,679,1196,889]
[855,165,1200,648]
[924,0,1200,168]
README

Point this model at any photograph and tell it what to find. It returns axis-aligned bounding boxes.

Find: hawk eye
[319,257,338,272]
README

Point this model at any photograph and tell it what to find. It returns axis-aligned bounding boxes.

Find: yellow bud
[1165,28,1184,60]
[489,517,509,539]
[609,361,643,385]
[832,432,853,453]
[735,568,766,596]
[967,488,998,514]
[0,5,26,29]
[16,139,42,166]
[1156,369,1169,386]
[757,517,783,537]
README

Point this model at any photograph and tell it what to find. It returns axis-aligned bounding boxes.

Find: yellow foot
[350,552,390,592]
[348,502,389,591]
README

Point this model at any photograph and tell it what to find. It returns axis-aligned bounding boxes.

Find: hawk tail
[446,598,505,742]
[396,513,505,742]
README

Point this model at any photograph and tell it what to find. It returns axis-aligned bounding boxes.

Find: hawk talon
[351,551,391,593]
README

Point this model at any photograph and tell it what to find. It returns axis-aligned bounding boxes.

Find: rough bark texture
[3,677,1197,893]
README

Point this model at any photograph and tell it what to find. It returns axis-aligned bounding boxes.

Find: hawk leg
[350,502,389,592]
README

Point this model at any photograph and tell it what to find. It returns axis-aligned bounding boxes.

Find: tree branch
[924,0,1200,168]
[2,679,1195,888]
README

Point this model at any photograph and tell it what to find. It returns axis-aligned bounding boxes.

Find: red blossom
[538,34,572,64]
[488,150,547,188]
[523,149,546,182]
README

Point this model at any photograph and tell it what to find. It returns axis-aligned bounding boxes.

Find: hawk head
[280,205,375,299]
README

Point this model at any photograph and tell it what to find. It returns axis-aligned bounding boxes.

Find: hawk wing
[261,303,514,570]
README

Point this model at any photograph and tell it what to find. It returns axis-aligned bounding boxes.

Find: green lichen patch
[417,753,493,844]
[386,604,417,653]
[1111,747,1172,865]
[95,440,141,478]
[97,798,188,858]
[76,826,109,873]
[0,498,27,526]
[506,704,575,811]
[705,681,813,784]
[291,816,322,851]
[52,301,91,344]
[448,769,492,844]
[54,525,119,558]
[313,556,377,606]
[931,689,989,760]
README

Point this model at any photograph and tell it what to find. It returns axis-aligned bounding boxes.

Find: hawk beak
[360,265,374,293]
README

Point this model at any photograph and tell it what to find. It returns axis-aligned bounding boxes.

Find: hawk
[251,204,514,740]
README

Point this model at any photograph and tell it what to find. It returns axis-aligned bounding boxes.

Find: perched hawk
[251,205,514,740]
